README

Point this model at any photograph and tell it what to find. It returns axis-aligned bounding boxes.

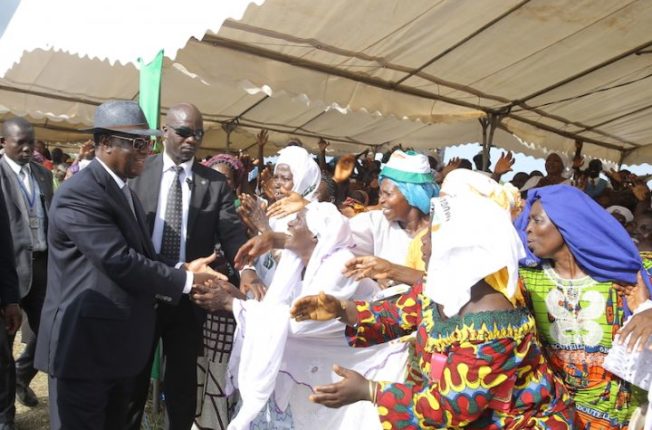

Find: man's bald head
[166,103,203,124]
[163,103,204,164]
[1,117,35,165]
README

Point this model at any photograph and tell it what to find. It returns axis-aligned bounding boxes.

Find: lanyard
[15,169,37,209]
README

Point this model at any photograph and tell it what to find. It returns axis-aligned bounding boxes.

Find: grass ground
[13,332,49,430]
[12,332,165,430]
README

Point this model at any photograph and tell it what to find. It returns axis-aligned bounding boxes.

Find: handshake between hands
[183,253,246,312]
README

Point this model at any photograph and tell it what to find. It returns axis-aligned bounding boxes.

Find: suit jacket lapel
[138,155,163,236]
[89,161,154,257]
[131,190,157,257]
[0,158,29,219]
[187,162,208,238]
[30,162,52,216]
[30,162,49,196]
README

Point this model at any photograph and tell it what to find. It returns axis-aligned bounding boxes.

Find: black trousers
[0,323,15,425]
[16,251,47,385]
[49,372,148,430]
[0,251,46,424]
[128,296,204,430]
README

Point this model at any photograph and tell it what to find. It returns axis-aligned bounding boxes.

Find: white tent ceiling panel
[4,50,138,101]
[161,64,265,119]
[502,118,622,162]
[239,96,326,129]
[301,109,382,140]
[347,117,428,145]
[176,40,483,124]
[426,1,652,101]
[520,56,652,112]
[520,61,652,133]
[0,88,96,127]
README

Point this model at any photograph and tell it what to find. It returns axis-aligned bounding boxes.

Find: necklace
[543,264,596,308]
[542,264,604,346]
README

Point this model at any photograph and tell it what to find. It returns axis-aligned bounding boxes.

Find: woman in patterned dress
[291,177,575,429]
[515,184,652,430]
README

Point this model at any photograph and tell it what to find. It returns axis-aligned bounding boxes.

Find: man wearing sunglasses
[34,100,221,430]
[130,103,259,430]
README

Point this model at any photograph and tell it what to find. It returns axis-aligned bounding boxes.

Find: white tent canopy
[1,0,651,163]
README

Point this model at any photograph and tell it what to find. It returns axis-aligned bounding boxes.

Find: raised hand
[291,291,344,322]
[267,192,308,219]
[259,166,275,202]
[318,138,330,152]
[256,129,269,148]
[613,272,651,313]
[233,231,275,269]
[343,256,393,281]
[571,155,585,170]
[437,157,461,182]
[631,182,651,202]
[310,365,371,408]
[493,151,515,176]
[238,194,271,234]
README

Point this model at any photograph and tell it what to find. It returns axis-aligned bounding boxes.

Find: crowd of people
[0,99,651,430]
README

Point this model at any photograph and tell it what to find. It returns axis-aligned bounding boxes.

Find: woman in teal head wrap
[344,150,439,287]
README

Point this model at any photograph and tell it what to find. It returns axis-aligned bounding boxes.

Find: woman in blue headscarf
[343,150,439,287]
[515,184,652,430]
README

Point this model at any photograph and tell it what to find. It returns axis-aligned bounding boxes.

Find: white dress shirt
[151,152,193,264]
[4,155,33,195]
[96,157,193,293]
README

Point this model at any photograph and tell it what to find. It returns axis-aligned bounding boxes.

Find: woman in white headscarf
[289,173,575,429]
[194,202,408,430]
[238,146,322,292]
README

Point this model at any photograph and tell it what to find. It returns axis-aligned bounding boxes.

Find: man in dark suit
[0,117,53,412]
[0,175,23,430]
[130,103,260,429]
[34,100,219,430]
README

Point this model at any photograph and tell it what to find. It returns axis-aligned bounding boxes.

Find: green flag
[138,50,164,385]
[138,49,164,153]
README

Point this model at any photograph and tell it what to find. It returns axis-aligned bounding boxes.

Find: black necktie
[160,166,183,262]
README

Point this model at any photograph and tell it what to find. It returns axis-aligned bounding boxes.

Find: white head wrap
[275,146,322,201]
[442,169,523,218]
[607,205,634,224]
[425,172,526,317]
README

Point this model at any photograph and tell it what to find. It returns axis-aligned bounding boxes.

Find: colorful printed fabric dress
[345,283,575,429]
[520,265,647,430]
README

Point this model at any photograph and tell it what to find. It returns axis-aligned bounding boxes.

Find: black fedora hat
[82,100,161,136]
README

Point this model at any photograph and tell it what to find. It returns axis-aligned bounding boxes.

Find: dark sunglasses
[170,126,204,140]
[110,135,151,152]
